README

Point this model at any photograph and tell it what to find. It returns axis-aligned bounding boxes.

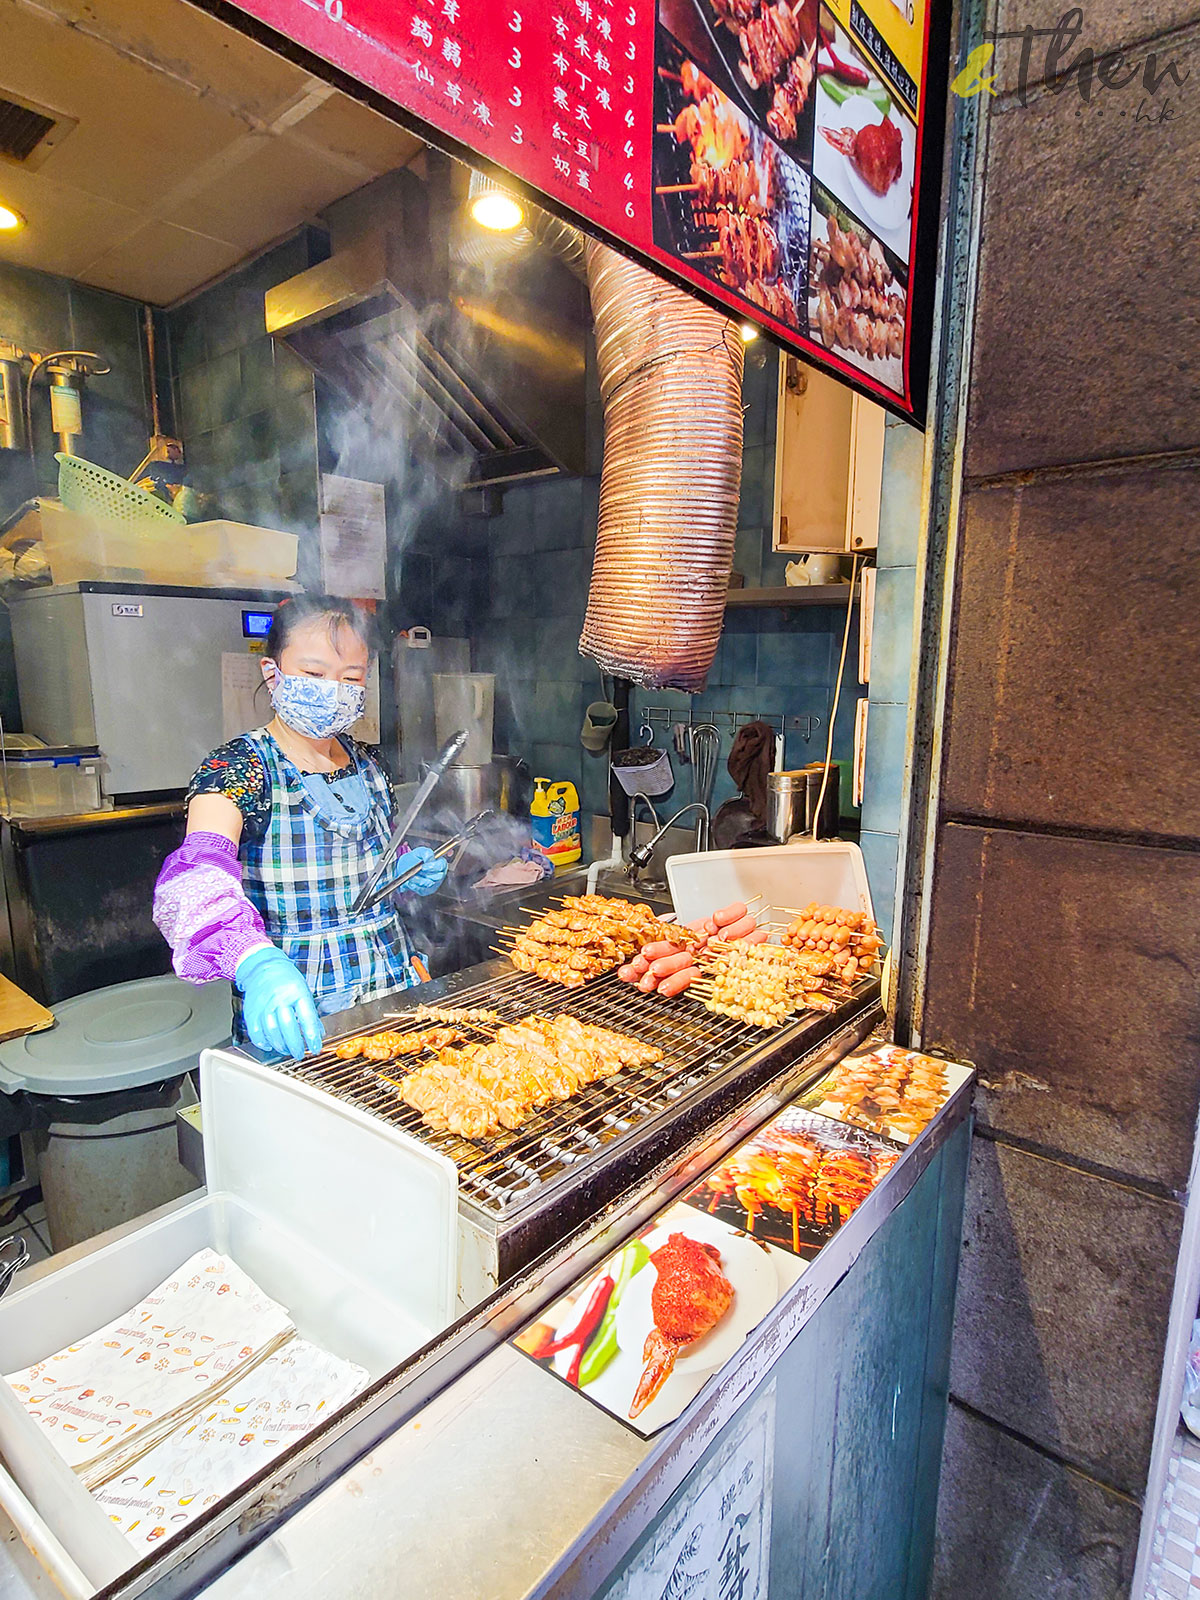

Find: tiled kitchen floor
[0,1190,51,1267]
[1145,1426,1200,1598]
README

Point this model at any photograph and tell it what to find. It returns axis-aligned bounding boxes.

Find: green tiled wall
[859,415,924,942]
[0,261,154,509]
[163,231,325,585]
[475,347,867,840]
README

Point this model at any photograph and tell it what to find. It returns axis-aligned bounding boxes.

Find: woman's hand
[394,847,449,897]
[617,901,766,997]
[235,946,324,1059]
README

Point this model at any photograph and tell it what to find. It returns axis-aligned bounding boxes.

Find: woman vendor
[153,594,446,1060]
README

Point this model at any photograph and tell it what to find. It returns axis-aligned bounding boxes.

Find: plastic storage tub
[0,1048,458,1594]
[37,501,298,590]
[0,746,105,817]
[186,519,299,580]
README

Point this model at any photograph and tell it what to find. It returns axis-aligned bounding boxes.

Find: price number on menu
[508,12,524,137]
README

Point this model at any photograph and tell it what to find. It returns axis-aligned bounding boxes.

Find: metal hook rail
[639,707,822,741]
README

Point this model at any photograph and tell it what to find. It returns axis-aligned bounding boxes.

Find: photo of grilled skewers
[685,1106,899,1256]
[706,0,819,151]
[808,184,907,390]
[658,0,819,162]
[653,31,810,333]
[815,1042,953,1142]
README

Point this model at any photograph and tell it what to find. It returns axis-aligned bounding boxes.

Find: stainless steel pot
[767,770,813,843]
[419,757,531,819]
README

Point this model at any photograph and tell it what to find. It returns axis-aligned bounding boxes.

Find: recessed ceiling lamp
[0,205,26,232]
[739,322,759,343]
[468,171,523,232]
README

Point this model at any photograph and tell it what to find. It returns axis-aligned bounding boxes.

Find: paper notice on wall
[320,474,386,600]
[222,653,267,740]
[601,1384,774,1600]
[859,565,876,685]
[351,659,381,746]
[853,697,868,808]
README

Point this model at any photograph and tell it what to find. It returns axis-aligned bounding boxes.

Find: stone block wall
[927,10,1200,1593]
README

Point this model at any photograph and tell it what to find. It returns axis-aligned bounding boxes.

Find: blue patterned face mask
[265,669,365,739]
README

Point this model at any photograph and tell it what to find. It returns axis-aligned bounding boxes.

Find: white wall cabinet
[771,355,885,555]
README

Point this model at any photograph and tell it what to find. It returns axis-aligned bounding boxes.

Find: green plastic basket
[56,453,185,528]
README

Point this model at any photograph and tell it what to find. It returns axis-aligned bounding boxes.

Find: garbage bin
[0,976,232,1251]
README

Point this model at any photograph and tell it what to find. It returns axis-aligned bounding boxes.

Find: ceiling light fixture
[0,205,26,233]
[739,322,759,344]
[469,190,524,232]
[467,169,524,232]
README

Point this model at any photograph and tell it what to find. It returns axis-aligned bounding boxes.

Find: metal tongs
[0,1234,29,1301]
[351,729,468,916]
[355,808,495,916]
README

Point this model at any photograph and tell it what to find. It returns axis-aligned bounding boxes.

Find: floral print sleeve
[186,740,272,839]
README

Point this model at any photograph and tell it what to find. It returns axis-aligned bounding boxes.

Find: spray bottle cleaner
[530,777,582,871]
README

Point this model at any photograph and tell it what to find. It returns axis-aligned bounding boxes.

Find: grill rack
[275,966,827,1219]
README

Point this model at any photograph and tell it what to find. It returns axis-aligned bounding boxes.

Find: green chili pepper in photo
[819,75,852,104]
[578,1239,651,1388]
[613,1238,651,1302]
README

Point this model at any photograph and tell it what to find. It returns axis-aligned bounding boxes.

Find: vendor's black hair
[264,594,377,662]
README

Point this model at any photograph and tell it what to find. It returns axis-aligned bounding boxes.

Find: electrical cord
[811,554,861,840]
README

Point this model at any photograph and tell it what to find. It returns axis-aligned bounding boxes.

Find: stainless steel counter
[0,1059,971,1600]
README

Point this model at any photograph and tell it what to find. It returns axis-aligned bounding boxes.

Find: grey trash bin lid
[0,975,233,1095]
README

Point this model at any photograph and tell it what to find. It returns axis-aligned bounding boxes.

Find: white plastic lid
[667,841,875,928]
[0,975,232,1095]
[201,1048,460,1334]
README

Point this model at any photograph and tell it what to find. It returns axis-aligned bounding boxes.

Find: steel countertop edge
[115,1078,972,1600]
[16,1010,973,1600]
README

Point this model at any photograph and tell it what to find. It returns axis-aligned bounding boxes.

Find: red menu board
[215,0,948,421]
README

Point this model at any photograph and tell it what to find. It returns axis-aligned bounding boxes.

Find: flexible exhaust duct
[581,241,745,693]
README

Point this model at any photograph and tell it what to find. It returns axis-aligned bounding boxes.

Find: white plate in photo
[814,92,915,251]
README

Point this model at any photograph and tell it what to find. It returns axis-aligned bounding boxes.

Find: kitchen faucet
[626,802,711,884]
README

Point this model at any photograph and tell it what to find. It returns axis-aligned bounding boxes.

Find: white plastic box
[35,501,298,590]
[666,841,875,928]
[0,1048,458,1593]
[0,746,105,817]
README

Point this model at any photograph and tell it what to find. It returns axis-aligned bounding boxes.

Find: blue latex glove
[235,946,324,1060]
[392,847,449,897]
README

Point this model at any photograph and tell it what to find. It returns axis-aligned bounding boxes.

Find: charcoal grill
[275,956,881,1298]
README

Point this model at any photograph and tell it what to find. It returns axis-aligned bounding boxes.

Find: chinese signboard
[216,0,947,421]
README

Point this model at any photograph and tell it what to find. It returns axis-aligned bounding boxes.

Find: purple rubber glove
[153,832,271,984]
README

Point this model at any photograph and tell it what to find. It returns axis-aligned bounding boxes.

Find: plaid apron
[233,728,419,1041]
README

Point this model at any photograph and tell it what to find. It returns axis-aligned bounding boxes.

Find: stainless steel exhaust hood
[264,169,587,486]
